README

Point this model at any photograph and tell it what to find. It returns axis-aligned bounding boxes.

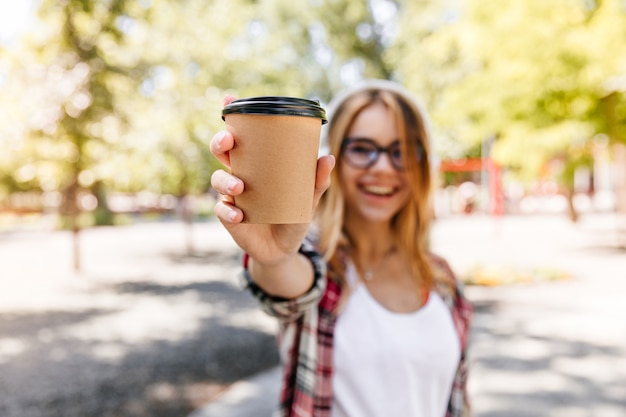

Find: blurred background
[0,1,625,416]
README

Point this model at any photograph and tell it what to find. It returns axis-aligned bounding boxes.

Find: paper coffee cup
[222,96,327,224]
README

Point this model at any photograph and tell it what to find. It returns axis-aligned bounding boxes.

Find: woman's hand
[210,96,335,269]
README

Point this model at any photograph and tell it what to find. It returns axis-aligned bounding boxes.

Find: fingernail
[226,179,238,192]
[228,210,237,222]
[215,131,226,147]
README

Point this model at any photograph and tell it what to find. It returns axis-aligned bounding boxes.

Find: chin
[357,208,400,224]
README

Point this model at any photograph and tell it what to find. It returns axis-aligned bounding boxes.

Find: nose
[370,150,396,172]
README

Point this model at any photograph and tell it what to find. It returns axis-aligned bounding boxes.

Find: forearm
[248,251,315,299]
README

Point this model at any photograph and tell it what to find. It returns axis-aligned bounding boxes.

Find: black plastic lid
[222,96,327,124]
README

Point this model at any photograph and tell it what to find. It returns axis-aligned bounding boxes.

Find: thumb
[223,94,237,106]
[312,155,335,207]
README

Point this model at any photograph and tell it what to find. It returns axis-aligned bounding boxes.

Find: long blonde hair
[314,80,434,292]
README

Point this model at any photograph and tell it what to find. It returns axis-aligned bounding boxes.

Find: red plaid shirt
[243,238,473,417]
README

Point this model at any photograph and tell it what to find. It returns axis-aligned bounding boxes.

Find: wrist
[246,249,314,299]
[248,251,302,277]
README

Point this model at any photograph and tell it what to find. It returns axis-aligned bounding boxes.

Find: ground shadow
[165,248,243,266]
[0,272,280,417]
[468,297,626,416]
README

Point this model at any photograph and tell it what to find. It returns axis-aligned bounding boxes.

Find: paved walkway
[191,214,626,417]
[0,214,625,417]
[0,219,280,417]
[433,214,626,417]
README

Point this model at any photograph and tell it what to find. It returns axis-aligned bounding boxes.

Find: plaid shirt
[242,238,473,417]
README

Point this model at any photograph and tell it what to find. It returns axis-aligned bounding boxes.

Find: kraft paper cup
[222,96,328,224]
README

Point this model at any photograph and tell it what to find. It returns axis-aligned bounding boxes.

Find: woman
[210,79,473,417]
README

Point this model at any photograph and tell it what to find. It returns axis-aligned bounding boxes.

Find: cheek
[397,187,412,207]
[397,175,413,202]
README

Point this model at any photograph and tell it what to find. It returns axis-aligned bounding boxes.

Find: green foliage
[393,0,626,182]
[1,0,406,213]
[1,0,625,220]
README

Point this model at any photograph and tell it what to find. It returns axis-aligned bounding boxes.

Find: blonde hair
[315,80,434,292]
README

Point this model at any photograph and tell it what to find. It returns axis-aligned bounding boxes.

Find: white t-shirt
[332,263,461,417]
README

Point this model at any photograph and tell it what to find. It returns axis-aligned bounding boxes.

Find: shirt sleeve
[450,276,473,417]
[447,350,471,417]
[430,253,473,417]
[240,238,327,322]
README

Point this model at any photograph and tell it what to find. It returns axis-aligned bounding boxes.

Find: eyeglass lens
[342,138,404,170]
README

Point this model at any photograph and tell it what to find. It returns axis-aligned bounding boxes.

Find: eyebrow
[343,137,401,144]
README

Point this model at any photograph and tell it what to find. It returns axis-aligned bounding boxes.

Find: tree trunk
[613,144,626,248]
[66,181,81,272]
[180,194,194,256]
[72,225,81,273]
[564,187,579,223]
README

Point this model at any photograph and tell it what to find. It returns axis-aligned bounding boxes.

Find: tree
[393,0,626,219]
[16,0,151,270]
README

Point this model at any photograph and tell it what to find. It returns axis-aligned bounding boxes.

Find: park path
[432,214,626,417]
[0,219,279,417]
[1,214,625,417]
[192,214,626,417]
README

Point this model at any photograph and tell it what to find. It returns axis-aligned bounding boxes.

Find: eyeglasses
[341,138,406,171]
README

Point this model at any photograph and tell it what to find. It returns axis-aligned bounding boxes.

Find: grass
[462,263,572,286]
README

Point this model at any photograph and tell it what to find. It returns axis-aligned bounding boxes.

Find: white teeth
[363,185,394,195]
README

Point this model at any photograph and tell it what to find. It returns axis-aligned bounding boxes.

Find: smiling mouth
[362,184,396,196]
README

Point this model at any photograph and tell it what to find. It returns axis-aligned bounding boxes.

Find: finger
[211,169,244,196]
[221,193,235,205]
[210,130,235,167]
[223,94,237,106]
[312,155,335,206]
[214,200,244,224]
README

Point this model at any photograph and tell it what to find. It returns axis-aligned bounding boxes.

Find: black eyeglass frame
[340,137,408,171]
